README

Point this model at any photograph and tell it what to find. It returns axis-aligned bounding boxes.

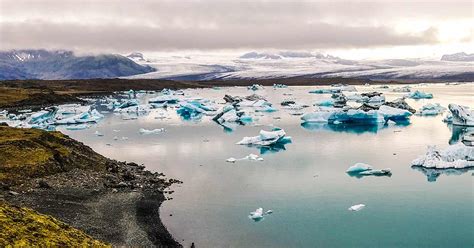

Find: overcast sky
[0,0,472,59]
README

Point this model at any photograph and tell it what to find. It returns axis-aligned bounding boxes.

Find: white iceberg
[392,86,411,92]
[94,131,104,136]
[148,95,179,104]
[417,103,446,116]
[249,208,264,220]
[236,128,292,146]
[411,143,474,169]
[378,105,412,121]
[55,108,104,125]
[65,124,90,130]
[348,204,366,211]
[448,104,474,126]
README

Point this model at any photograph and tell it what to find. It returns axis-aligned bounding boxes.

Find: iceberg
[328,109,385,125]
[448,104,474,126]
[177,99,217,120]
[301,110,334,123]
[411,143,474,169]
[213,105,252,127]
[346,163,373,173]
[273,84,288,88]
[236,128,292,146]
[55,108,104,125]
[358,169,392,176]
[314,99,335,107]
[443,113,453,123]
[28,108,57,125]
[248,84,263,91]
[348,204,365,212]
[378,105,412,121]
[249,208,264,221]
[139,128,165,135]
[309,88,340,94]
[116,99,139,109]
[148,95,179,104]
[406,90,433,99]
[417,103,445,116]
[384,98,416,113]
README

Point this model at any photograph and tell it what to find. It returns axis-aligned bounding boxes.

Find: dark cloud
[0,0,470,52]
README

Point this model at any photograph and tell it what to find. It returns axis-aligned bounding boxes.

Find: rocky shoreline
[0,126,182,247]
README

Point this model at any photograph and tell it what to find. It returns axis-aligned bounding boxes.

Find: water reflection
[411,166,474,182]
[301,121,410,134]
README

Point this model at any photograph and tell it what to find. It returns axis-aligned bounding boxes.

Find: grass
[0,202,110,247]
[0,126,106,186]
[0,87,37,107]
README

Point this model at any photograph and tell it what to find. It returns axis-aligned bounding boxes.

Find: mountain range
[0,50,472,81]
[0,50,155,80]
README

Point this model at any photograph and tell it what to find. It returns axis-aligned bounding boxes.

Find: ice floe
[249,207,273,221]
[139,128,165,135]
[348,204,365,212]
[406,90,433,99]
[417,103,445,116]
[236,127,292,146]
[346,163,373,173]
[448,104,474,126]
[226,153,264,163]
[411,143,474,169]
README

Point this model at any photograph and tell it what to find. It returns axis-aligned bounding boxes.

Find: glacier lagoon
[56,84,473,247]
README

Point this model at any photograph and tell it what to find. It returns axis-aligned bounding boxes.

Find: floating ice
[392,86,411,92]
[249,208,264,221]
[448,104,474,126]
[236,128,292,146]
[309,88,340,94]
[148,95,179,104]
[411,143,474,169]
[177,99,217,120]
[139,128,165,135]
[417,103,445,116]
[358,169,392,176]
[346,163,373,173]
[378,105,412,121]
[406,90,433,99]
[273,84,288,88]
[94,131,104,136]
[348,204,365,212]
[384,98,416,113]
[226,153,264,163]
[65,124,89,130]
[328,109,385,125]
[301,110,335,123]
[28,108,57,125]
[314,99,335,107]
[248,84,263,91]
[443,113,453,123]
[213,105,252,127]
[116,99,139,109]
[55,108,104,125]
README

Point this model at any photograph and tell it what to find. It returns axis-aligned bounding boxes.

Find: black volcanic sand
[0,126,182,247]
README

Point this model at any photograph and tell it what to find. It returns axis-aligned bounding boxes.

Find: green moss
[0,127,107,186]
[0,202,110,247]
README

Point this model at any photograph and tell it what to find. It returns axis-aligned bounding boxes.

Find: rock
[281,100,296,106]
[38,180,52,189]
[384,98,416,113]
[8,191,19,196]
[331,93,347,108]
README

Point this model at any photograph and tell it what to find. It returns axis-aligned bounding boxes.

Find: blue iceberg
[406,90,433,99]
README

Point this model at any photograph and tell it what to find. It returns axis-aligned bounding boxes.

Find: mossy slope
[0,202,109,247]
[0,126,108,186]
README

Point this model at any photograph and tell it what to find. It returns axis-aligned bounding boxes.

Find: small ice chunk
[227,154,264,163]
[65,124,89,130]
[226,157,237,163]
[346,163,373,173]
[249,208,264,221]
[406,90,433,99]
[139,128,165,135]
[94,131,104,136]
[348,204,365,211]
[237,128,291,146]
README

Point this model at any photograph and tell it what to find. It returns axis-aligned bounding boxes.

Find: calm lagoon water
[60,84,474,247]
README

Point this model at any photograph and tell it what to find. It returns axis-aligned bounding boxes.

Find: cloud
[0,0,470,52]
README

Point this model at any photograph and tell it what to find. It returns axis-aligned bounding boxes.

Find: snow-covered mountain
[125,51,474,81]
[441,52,474,62]
[0,50,156,80]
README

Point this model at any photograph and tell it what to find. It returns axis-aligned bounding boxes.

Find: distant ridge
[0,49,156,80]
[441,52,474,62]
